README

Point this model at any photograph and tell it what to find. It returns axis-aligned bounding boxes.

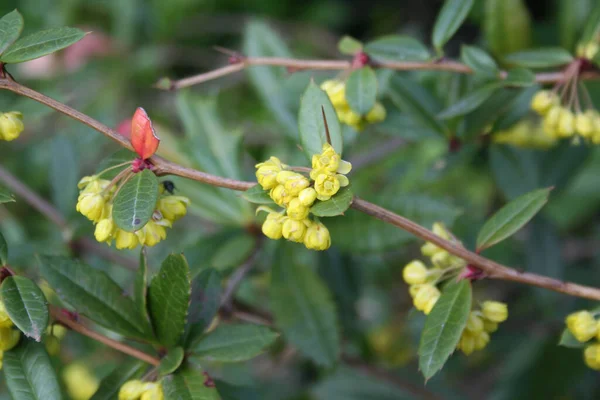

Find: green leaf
[186,268,222,345]
[476,188,552,251]
[180,369,221,400]
[50,134,79,217]
[4,341,62,400]
[338,35,363,55]
[1,27,86,63]
[437,83,500,120]
[0,10,24,56]
[503,68,536,87]
[90,360,147,400]
[192,323,278,362]
[271,245,340,367]
[298,81,343,159]
[579,1,600,45]
[112,169,159,232]
[1,277,48,341]
[432,0,475,51]
[149,254,191,347]
[558,329,585,349]
[418,280,472,380]
[364,35,430,62]
[241,185,276,205]
[134,249,152,333]
[210,233,255,271]
[484,0,531,57]
[158,347,185,377]
[461,45,499,78]
[95,149,136,179]
[0,186,15,203]
[0,230,7,266]
[163,374,193,400]
[504,48,574,68]
[310,186,354,217]
[37,255,148,340]
[345,67,378,116]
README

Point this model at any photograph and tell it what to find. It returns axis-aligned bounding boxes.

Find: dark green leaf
[180,369,221,400]
[112,169,159,232]
[90,360,147,400]
[0,186,15,203]
[186,268,222,345]
[37,255,148,340]
[338,36,363,55]
[158,347,185,377]
[4,341,62,400]
[134,249,152,333]
[1,27,86,63]
[558,329,585,349]
[418,280,472,380]
[504,48,574,68]
[432,0,475,51]
[503,68,536,87]
[215,380,260,400]
[461,45,499,78]
[476,188,552,251]
[310,186,354,217]
[210,233,255,271]
[298,81,343,159]
[438,83,500,119]
[241,185,276,205]
[50,134,79,217]
[0,230,7,266]
[1,277,48,341]
[345,67,378,116]
[364,35,430,62]
[192,324,278,362]
[149,254,191,347]
[484,0,532,57]
[579,1,600,45]
[0,10,24,56]
[163,374,193,400]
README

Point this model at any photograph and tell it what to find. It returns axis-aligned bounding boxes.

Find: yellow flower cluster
[457,301,508,355]
[62,363,99,400]
[565,310,600,370]
[402,223,465,315]
[0,300,21,369]
[0,111,24,141]
[493,120,558,149]
[119,380,163,400]
[76,176,189,249]
[255,144,352,250]
[531,90,600,143]
[321,79,386,131]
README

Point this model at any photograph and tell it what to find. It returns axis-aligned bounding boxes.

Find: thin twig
[220,241,262,310]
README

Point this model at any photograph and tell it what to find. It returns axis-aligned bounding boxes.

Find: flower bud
[94,218,115,243]
[276,171,301,184]
[140,383,164,400]
[423,295,439,315]
[76,194,106,222]
[45,335,60,356]
[0,328,19,351]
[421,242,442,257]
[321,80,346,107]
[474,331,490,351]
[282,218,307,243]
[482,301,508,323]
[466,312,484,334]
[0,111,24,141]
[157,196,189,221]
[256,166,279,190]
[576,112,594,138]
[409,284,421,299]
[458,332,476,356]
[287,198,310,221]
[530,90,557,115]
[119,380,146,400]
[431,251,454,269]
[298,187,318,206]
[262,213,284,240]
[483,319,498,333]
[566,311,597,342]
[557,108,575,138]
[304,221,331,251]
[115,230,139,250]
[402,260,428,285]
[63,363,99,400]
[284,174,310,196]
[314,173,341,201]
[584,343,600,370]
[365,102,386,123]
[270,185,288,206]
[414,284,440,313]
[136,221,167,247]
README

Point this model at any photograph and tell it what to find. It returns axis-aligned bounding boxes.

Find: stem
[97,161,132,178]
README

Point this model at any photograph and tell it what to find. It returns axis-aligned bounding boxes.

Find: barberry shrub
[0,0,600,399]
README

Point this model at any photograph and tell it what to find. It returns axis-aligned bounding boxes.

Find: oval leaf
[476,187,552,251]
[364,35,430,62]
[503,47,574,68]
[4,341,62,400]
[0,230,7,266]
[418,280,472,380]
[131,107,160,160]
[461,45,499,78]
[298,81,343,159]
[345,67,378,116]
[310,187,354,217]
[338,35,363,55]
[484,0,532,57]
[191,324,278,362]
[432,0,475,51]
[0,186,15,203]
[1,277,48,341]
[0,10,24,56]
[438,83,500,120]
[158,347,185,377]
[112,169,159,232]
[149,254,191,347]
[503,67,536,87]
[163,374,193,400]
[241,184,276,205]
[185,268,222,346]
[90,360,147,400]
[0,27,85,64]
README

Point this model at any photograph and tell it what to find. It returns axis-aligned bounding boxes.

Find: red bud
[131,107,160,159]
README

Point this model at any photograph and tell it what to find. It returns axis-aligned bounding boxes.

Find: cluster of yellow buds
[321,79,386,131]
[493,120,558,149]
[0,111,24,141]
[457,301,508,355]
[62,362,100,400]
[255,144,352,250]
[76,175,189,249]
[565,310,600,370]
[0,300,21,369]
[403,223,466,315]
[119,380,163,400]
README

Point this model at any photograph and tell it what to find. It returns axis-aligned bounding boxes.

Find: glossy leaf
[418,280,472,380]
[0,230,7,266]
[1,276,48,341]
[503,68,536,87]
[558,329,585,349]
[364,35,430,62]
[461,45,499,78]
[241,185,276,205]
[186,268,222,345]
[438,83,500,119]
[476,188,552,251]
[310,186,354,217]
[131,107,160,159]
[0,10,24,56]
[37,255,148,340]
[4,341,62,400]
[158,347,185,377]
[191,324,278,362]
[345,67,378,116]
[163,374,193,400]
[90,360,147,400]
[504,48,574,68]
[0,27,86,63]
[149,254,191,347]
[0,186,15,203]
[338,35,362,55]
[432,0,475,51]
[112,169,159,232]
[298,81,343,159]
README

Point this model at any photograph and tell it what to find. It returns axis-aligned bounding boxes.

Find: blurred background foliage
[1,0,600,399]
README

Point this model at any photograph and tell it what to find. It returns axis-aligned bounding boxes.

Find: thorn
[321,106,332,145]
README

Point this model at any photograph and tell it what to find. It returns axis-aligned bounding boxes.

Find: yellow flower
[483,320,498,333]
[45,335,60,356]
[141,383,164,400]
[136,220,168,247]
[557,108,575,138]
[282,218,308,243]
[474,331,490,351]
[0,111,24,141]
[576,112,595,138]
[414,284,440,314]
[314,173,341,201]
[262,213,284,240]
[62,363,99,400]
[481,301,508,323]
[287,198,310,221]
[76,194,106,223]
[566,311,598,342]
[115,230,139,250]
[94,218,115,243]
[402,260,428,285]
[304,221,331,251]
[421,242,442,257]
[458,332,476,355]
[312,143,341,173]
[584,343,600,370]
[530,90,558,115]
[270,185,292,207]
[283,174,310,196]
[543,106,561,138]
[157,195,189,221]
[0,328,19,351]
[365,102,386,124]
[119,380,146,400]
[320,80,346,107]
[465,312,484,334]
[0,301,13,328]
[255,157,285,190]
[298,187,318,206]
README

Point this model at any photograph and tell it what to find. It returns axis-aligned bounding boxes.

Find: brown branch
[2,78,600,300]
[50,306,160,366]
[220,240,262,310]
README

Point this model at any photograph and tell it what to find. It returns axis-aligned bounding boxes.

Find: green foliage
[0,27,85,64]
[0,187,15,203]
[345,67,378,116]
[241,185,276,205]
[364,35,430,62]
[503,48,574,68]
[432,0,475,52]
[0,231,7,266]
[461,45,499,78]
[310,186,354,217]
[0,10,23,56]
[484,0,532,56]
[191,324,278,362]
[90,360,147,400]
[158,347,185,377]
[112,169,159,232]
[337,36,363,55]
[0,276,48,341]
[438,83,501,119]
